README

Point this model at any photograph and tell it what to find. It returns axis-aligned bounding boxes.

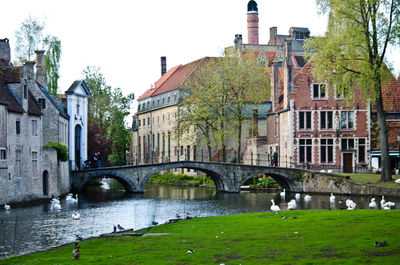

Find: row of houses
[0,38,90,204]
[129,0,400,174]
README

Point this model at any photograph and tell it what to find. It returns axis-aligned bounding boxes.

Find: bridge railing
[128,149,372,174]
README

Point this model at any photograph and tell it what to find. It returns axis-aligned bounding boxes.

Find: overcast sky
[2,0,400,111]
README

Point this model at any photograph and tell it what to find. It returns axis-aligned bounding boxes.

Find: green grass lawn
[338,173,400,188]
[2,210,400,264]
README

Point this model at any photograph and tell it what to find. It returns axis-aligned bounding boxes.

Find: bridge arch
[73,171,137,192]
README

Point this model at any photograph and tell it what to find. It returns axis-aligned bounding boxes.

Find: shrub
[44,142,69,162]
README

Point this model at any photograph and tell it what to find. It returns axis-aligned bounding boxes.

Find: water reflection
[0,180,399,258]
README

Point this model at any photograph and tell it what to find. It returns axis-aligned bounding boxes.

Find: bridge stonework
[70,161,363,194]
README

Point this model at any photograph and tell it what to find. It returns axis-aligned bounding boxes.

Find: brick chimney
[247,0,259,44]
[35,50,46,87]
[0,38,11,64]
[234,34,243,50]
[161,56,167,76]
[269,27,277,45]
[251,108,259,137]
[283,38,293,109]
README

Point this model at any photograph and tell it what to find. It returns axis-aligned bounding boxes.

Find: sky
[2,0,400,112]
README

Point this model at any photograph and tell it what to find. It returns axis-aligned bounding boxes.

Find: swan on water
[4,204,10,211]
[72,212,80,220]
[280,189,286,197]
[270,199,280,213]
[304,195,312,201]
[380,196,385,207]
[295,193,300,200]
[287,199,297,210]
[66,194,78,203]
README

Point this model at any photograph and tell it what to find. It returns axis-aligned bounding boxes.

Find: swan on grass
[369,198,377,208]
[270,199,280,213]
[287,199,297,210]
[304,195,312,201]
[382,201,395,210]
[380,196,385,207]
[329,193,335,203]
[346,199,356,210]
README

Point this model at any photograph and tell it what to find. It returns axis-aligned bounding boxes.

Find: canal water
[0,179,399,258]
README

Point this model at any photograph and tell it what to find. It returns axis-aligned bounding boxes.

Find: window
[32,151,38,175]
[320,111,333,130]
[320,139,334,163]
[138,119,141,127]
[341,139,355,150]
[299,139,312,163]
[336,84,351,98]
[38,98,46,109]
[358,139,366,163]
[24,83,27,99]
[31,120,38,136]
[15,149,21,177]
[341,111,354,129]
[157,133,160,156]
[168,96,170,103]
[148,117,150,126]
[299,111,312,130]
[138,105,141,111]
[0,148,6,160]
[275,117,279,136]
[312,83,326,99]
[162,98,165,104]
[77,100,80,114]
[16,120,20,135]
[143,119,145,126]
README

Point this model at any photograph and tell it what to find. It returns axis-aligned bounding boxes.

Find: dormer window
[38,98,46,109]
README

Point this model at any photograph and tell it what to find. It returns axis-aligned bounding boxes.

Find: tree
[87,122,112,166]
[14,15,44,64]
[15,16,62,95]
[179,55,270,162]
[44,36,61,95]
[306,0,400,181]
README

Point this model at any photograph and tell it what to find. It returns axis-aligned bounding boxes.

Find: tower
[247,0,259,44]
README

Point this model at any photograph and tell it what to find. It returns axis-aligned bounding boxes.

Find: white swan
[382,201,395,209]
[270,199,280,213]
[51,202,61,211]
[304,195,312,201]
[4,204,10,211]
[295,193,301,200]
[280,189,286,197]
[51,197,60,204]
[347,200,356,210]
[287,199,297,210]
[329,193,335,203]
[327,169,333,173]
[369,198,377,208]
[395,178,400,184]
[380,196,385,208]
[72,212,80,220]
[66,194,78,203]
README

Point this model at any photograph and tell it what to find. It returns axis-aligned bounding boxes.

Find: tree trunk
[374,76,392,181]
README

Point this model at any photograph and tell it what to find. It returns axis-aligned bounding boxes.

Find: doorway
[75,125,82,169]
[42,171,49,196]
[343,153,353,173]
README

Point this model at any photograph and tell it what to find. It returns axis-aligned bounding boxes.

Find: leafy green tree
[179,55,270,162]
[44,36,61,95]
[306,0,400,181]
[14,15,44,64]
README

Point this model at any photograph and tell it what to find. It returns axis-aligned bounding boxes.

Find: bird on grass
[73,242,80,259]
[382,201,395,210]
[374,241,387,247]
[369,198,377,208]
[329,193,335,203]
[287,199,297,210]
[380,196,385,208]
[187,249,195,254]
[75,235,83,241]
[304,195,312,201]
[346,199,356,210]
[117,224,125,231]
[270,199,280,213]
[4,204,10,211]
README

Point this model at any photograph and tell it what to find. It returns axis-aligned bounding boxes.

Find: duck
[187,249,195,254]
[280,189,286,197]
[295,193,301,200]
[117,224,125,231]
[304,195,312,201]
[73,242,80,259]
[72,212,80,220]
[4,204,10,211]
[287,199,297,210]
[75,234,83,241]
[270,199,281,213]
[369,198,377,208]
[329,193,335,203]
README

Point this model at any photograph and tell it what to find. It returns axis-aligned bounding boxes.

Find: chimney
[161,56,167,76]
[0,38,11,64]
[269,27,277,45]
[35,50,46,86]
[234,34,243,50]
[271,61,279,108]
[247,0,259,44]
[284,38,293,109]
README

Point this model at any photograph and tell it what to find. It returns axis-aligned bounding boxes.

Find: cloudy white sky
[2,0,399,111]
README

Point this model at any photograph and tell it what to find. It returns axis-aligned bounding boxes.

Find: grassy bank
[148,172,214,186]
[2,210,400,264]
[338,173,400,188]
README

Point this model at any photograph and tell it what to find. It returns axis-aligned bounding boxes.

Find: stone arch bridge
[71,161,355,194]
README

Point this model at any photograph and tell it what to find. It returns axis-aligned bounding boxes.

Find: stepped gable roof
[137,57,211,100]
[0,81,24,113]
[28,90,42,116]
[36,81,69,119]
